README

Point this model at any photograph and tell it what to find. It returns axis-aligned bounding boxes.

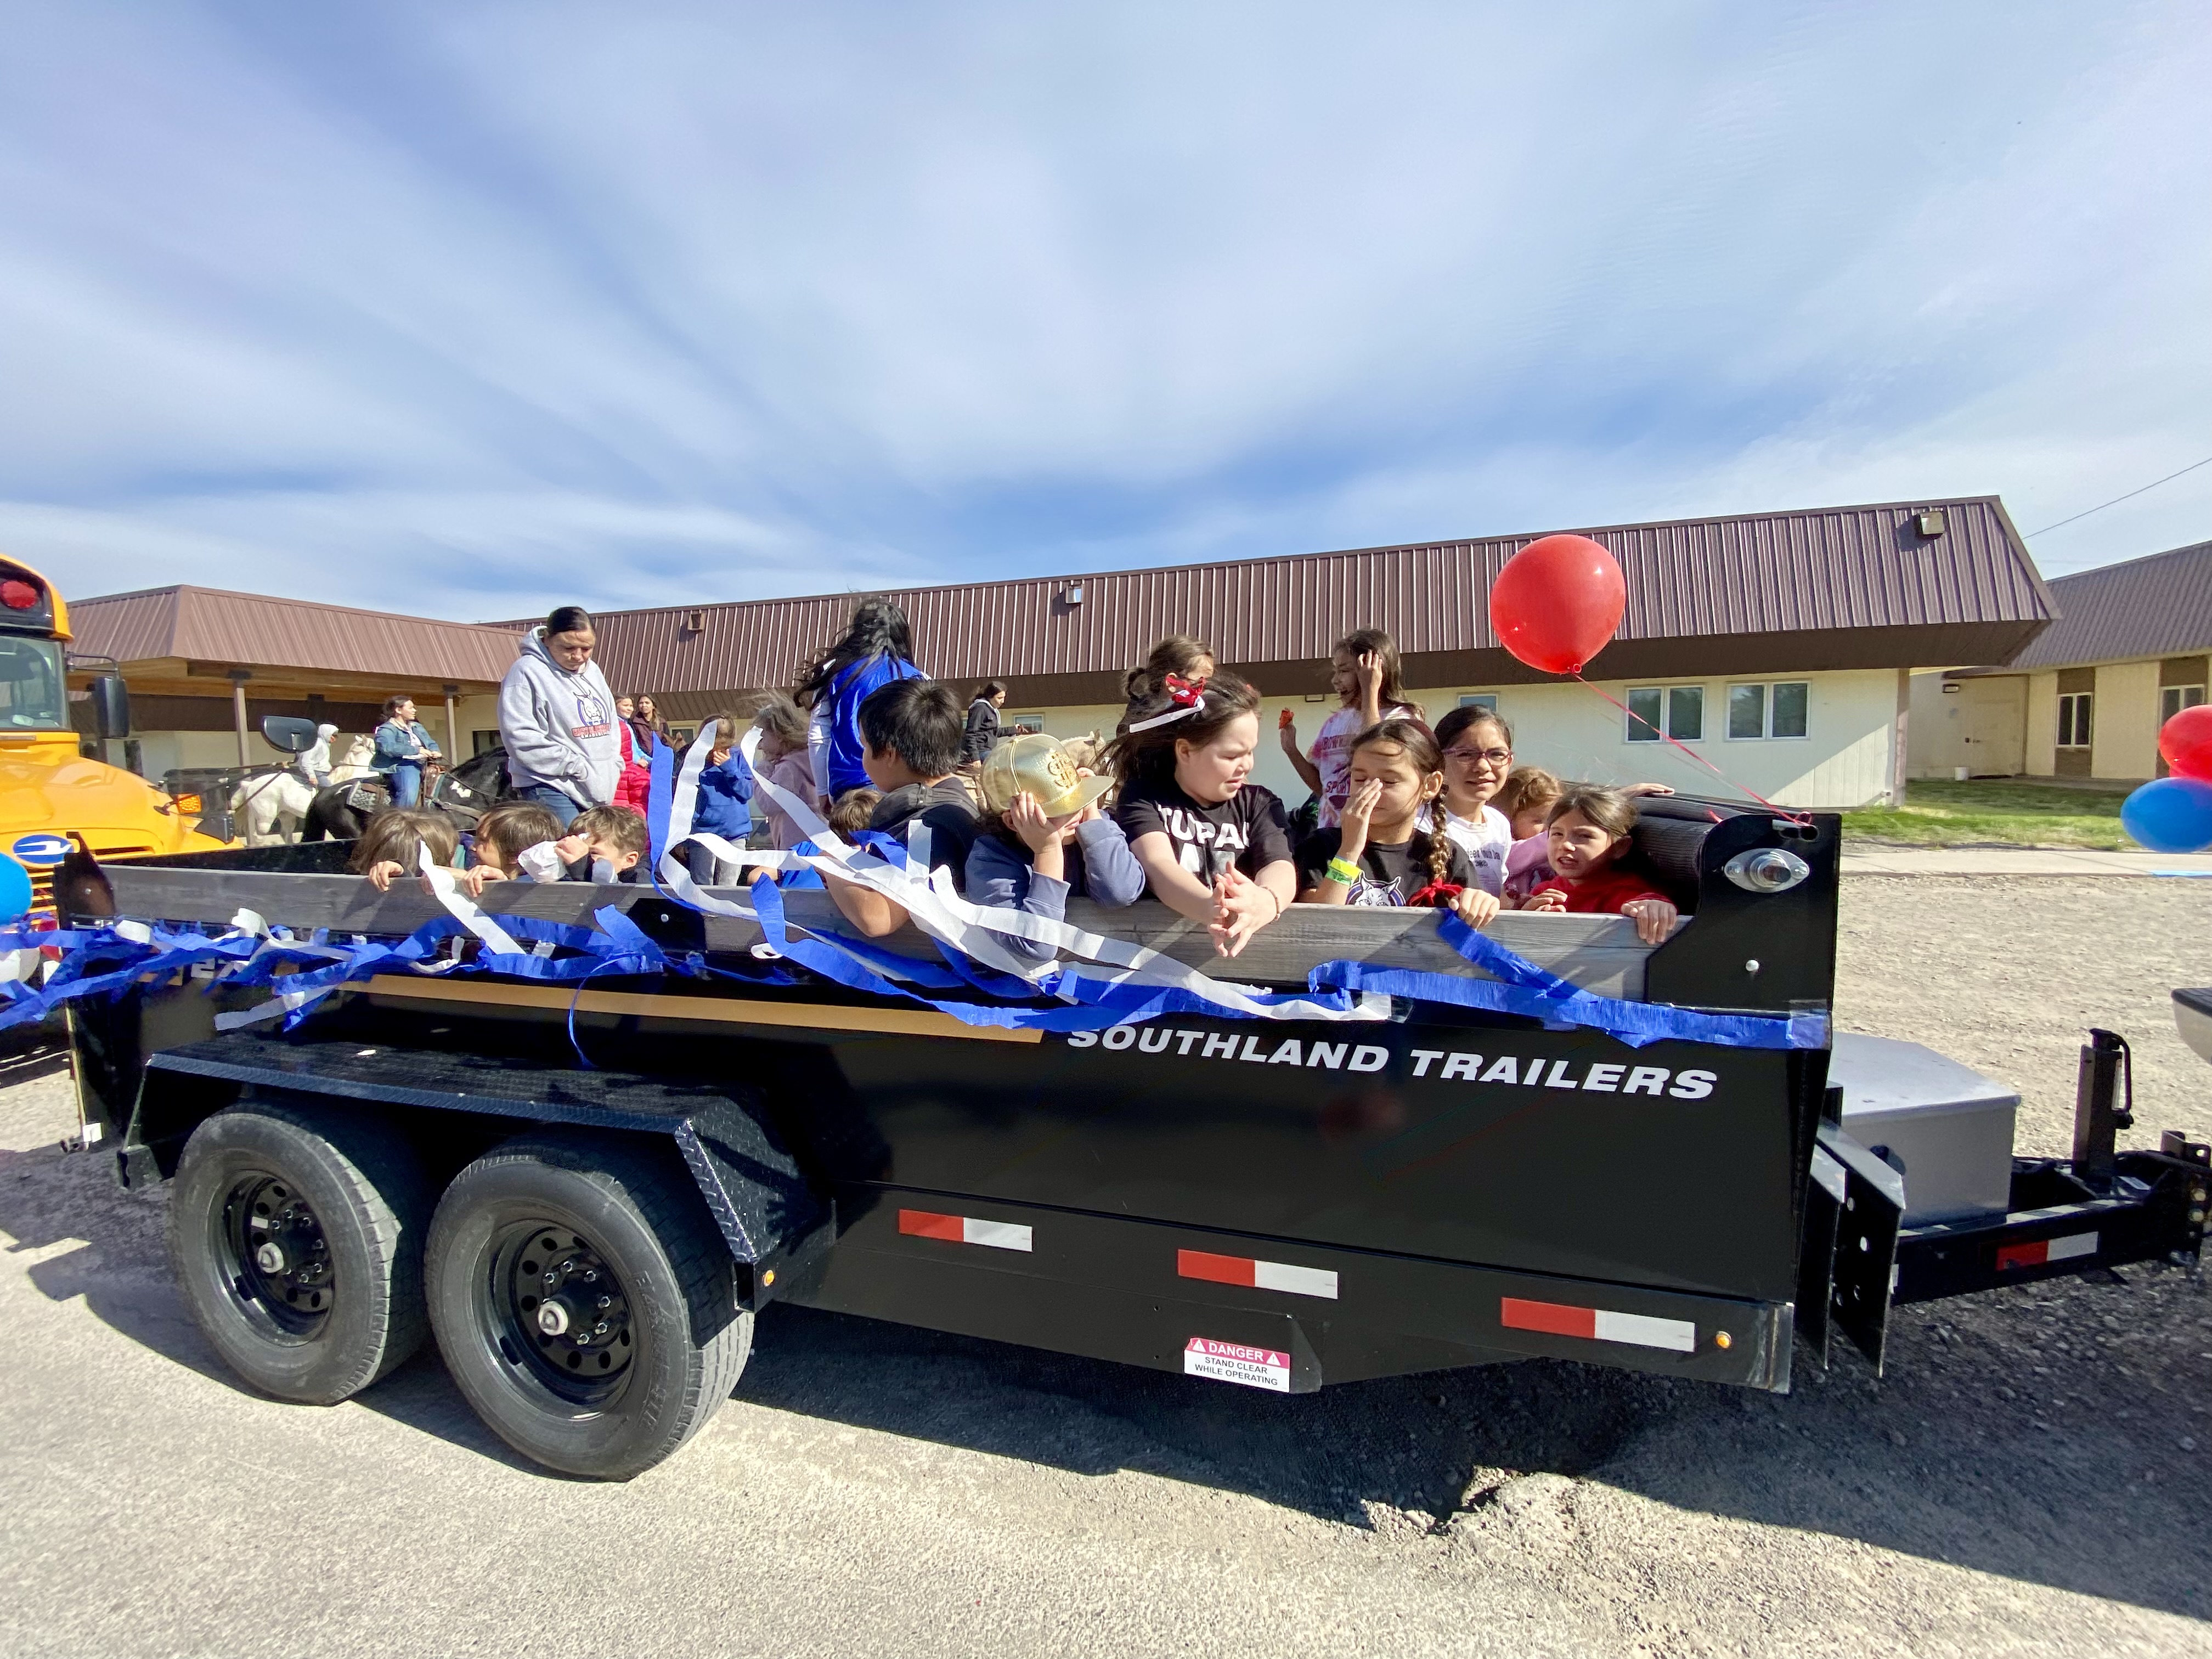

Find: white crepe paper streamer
[416,845,527,957]
[650,728,1389,1026]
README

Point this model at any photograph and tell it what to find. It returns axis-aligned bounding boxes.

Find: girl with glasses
[1430,704,1517,896]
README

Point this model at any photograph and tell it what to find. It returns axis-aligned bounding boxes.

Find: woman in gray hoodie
[497,606,621,828]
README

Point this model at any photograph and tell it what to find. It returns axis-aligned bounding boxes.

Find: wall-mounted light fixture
[1915,508,1947,538]
[683,610,707,633]
[1060,583,1085,607]
[1942,682,1961,694]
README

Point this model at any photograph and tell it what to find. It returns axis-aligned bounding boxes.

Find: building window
[2056,692,2093,749]
[2161,684,2206,726]
[1457,693,1499,712]
[1626,686,1703,743]
[1007,712,1046,736]
[1726,681,1810,740]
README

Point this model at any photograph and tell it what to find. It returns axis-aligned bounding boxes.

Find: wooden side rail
[98,866,1669,998]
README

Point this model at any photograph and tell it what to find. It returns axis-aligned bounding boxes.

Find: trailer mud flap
[1816,1126,1905,1374]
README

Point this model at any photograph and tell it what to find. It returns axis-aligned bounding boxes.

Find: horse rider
[373,696,443,808]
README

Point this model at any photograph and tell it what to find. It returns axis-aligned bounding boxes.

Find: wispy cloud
[0,1,2205,620]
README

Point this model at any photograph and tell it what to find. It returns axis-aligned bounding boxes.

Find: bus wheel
[425,1132,751,1480]
[169,1103,433,1404]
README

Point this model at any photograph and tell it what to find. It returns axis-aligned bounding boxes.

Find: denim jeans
[514,783,582,829]
[390,761,422,808]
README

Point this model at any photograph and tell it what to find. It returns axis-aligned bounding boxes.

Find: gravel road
[1,875,2206,1657]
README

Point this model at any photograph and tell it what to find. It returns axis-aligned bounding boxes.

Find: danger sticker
[1184,1336,1291,1392]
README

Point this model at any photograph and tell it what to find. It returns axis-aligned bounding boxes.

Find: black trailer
[50,797,2209,1480]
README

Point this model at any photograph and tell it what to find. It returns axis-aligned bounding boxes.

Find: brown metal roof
[67,585,520,687]
[1990,539,2212,673]
[560,496,2053,707]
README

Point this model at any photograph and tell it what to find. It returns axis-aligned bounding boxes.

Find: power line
[2023,450,2212,539]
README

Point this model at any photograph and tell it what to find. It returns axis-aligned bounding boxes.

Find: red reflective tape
[1997,1231,2096,1271]
[1500,1297,1598,1340]
[1178,1249,1257,1288]
[898,1209,964,1243]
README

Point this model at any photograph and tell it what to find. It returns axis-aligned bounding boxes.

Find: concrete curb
[1841,848,2212,877]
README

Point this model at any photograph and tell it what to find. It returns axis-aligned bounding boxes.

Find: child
[1496,764,1564,903]
[1522,786,1679,944]
[459,800,566,895]
[965,734,1142,963]
[1279,629,1424,827]
[1108,668,1295,960]
[1119,636,1218,728]
[766,789,880,892]
[1293,720,1499,928]
[613,697,652,813]
[557,804,649,884]
[679,715,753,885]
[795,596,924,803]
[826,787,882,836]
[353,808,459,892]
[1431,706,1516,896]
[822,680,980,939]
[751,695,817,852]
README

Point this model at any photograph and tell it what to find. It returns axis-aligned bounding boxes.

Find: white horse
[228,736,377,846]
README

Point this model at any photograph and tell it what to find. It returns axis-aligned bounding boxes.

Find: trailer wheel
[168,1102,433,1404]
[425,1132,751,1480]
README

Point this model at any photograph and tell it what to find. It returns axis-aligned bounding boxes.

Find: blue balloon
[2121,776,2212,854]
[0,856,30,922]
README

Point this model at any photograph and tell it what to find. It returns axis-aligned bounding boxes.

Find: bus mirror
[259,715,319,755]
[88,675,131,742]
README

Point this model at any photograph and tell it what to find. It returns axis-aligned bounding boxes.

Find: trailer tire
[425,1131,751,1481]
[168,1101,433,1405]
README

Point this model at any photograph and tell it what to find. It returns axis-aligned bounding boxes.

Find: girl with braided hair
[1291,719,1500,928]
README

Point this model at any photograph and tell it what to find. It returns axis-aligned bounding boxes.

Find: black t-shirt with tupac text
[1115,779,1294,884]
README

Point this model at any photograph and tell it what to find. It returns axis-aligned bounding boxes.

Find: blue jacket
[691,753,755,842]
[372,719,438,773]
[819,654,924,798]
[962,817,1146,963]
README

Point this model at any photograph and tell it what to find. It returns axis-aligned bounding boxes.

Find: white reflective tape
[1251,1260,1339,1300]
[960,1218,1032,1251]
[1591,1310,1697,1353]
[2047,1231,2098,1262]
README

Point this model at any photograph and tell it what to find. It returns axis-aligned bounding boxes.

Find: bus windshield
[0,636,68,730]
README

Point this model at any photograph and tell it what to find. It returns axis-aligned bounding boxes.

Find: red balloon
[1489,534,1627,675]
[2162,703,2212,781]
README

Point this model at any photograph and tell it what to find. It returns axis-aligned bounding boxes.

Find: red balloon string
[1571,676,1815,826]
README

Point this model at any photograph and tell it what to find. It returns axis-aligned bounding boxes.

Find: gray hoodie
[498,628,622,808]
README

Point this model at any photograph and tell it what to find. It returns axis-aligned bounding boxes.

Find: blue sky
[2,2,2208,622]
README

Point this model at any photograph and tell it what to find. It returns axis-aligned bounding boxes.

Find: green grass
[1841,778,2133,849]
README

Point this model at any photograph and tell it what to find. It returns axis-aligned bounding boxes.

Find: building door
[1963,676,2025,775]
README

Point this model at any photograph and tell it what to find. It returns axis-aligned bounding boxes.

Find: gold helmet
[978,733,1115,818]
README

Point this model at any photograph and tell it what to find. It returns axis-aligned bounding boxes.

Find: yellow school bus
[0,555,225,910]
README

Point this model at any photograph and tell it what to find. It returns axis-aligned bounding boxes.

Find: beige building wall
[1905,672,2028,779]
[2024,672,2059,776]
[1007,667,1906,811]
[2091,661,2162,780]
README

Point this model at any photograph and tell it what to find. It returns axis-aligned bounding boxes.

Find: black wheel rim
[478,1220,635,1409]
[218,1170,335,1340]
